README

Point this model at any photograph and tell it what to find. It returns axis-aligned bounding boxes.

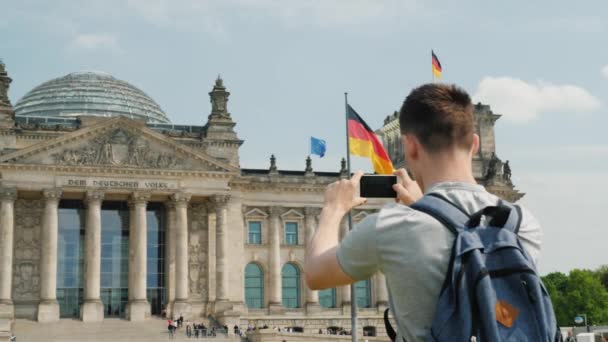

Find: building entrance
[101,202,130,317]
[100,288,128,317]
[146,203,165,316]
[57,200,85,318]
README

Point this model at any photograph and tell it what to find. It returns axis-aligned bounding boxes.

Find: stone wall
[188,202,209,315]
[12,199,44,319]
[239,316,387,337]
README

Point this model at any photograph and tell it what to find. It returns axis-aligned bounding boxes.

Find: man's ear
[470,134,480,156]
[403,134,419,162]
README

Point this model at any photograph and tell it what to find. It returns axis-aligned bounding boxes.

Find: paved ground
[12,318,241,342]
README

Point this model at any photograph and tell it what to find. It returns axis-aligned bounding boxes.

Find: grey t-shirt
[336,182,542,342]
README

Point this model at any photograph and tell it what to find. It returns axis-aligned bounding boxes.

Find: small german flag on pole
[347,104,394,174]
[432,50,442,80]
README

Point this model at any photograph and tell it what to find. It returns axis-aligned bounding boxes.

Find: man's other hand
[393,168,423,206]
[323,170,367,215]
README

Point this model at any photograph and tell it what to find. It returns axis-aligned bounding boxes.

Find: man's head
[399,83,479,187]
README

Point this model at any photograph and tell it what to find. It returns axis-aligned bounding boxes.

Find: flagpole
[431,50,434,83]
[344,92,358,342]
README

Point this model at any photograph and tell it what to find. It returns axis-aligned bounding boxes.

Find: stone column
[376,272,389,311]
[164,201,177,318]
[0,188,16,319]
[268,206,283,313]
[211,194,230,307]
[339,219,351,314]
[37,188,62,322]
[172,192,191,317]
[127,191,150,321]
[81,190,104,322]
[304,207,320,313]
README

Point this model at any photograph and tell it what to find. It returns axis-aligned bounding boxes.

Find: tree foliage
[542,266,608,327]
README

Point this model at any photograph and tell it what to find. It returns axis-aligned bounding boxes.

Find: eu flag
[310,137,326,158]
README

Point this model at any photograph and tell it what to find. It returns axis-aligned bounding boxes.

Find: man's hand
[323,170,367,215]
[393,168,423,206]
[306,171,365,290]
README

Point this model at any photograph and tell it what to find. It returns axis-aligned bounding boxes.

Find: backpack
[384,193,562,342]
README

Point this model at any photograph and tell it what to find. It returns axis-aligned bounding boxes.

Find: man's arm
[304,171,366,290]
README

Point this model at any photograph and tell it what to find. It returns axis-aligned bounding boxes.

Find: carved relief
[13,199,44,300]
[52,128,185,169]
[188,203,208,300]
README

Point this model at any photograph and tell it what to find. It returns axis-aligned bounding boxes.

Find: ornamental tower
[0,60,15,127]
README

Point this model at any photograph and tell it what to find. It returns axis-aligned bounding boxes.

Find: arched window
[245,263,264,308]
[319,288,336,308]
[355,279,371,308]
[281,263,300,308]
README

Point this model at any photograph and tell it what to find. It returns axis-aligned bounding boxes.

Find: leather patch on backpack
[495,300,519,328]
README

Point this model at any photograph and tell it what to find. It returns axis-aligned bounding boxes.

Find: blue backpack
[384,194,562,342]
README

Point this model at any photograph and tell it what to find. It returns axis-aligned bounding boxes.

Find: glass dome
[14,71,170,124]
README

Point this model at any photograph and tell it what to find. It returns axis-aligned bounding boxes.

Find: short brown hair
[399,83,474,153]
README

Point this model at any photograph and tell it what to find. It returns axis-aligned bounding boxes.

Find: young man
[305,84,542,341]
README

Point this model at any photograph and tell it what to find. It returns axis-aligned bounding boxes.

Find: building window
[248,221,262,244]
[146,203,165,316]
[363,326,377,336]
[285,222,298,245]
[57,200,85,318]
[355,279,372,308]
[245,263,264,308]
[281,263,300,308]
[319,288,336,308]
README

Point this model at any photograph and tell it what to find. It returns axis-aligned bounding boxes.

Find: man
[565,330,576,342]
[305,83,542,341]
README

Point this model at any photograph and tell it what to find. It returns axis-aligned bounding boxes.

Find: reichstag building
[0,61,521,336]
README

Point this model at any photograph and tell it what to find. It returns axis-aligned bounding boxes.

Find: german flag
[347,105,394,174]
[432,50,442,79]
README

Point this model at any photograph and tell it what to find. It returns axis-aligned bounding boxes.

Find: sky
[1,0,607,275]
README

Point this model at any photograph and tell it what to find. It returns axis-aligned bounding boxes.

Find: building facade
[0,62,521,336]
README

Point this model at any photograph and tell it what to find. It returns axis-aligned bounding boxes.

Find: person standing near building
[186,321,192,338]
[305,83,542,341]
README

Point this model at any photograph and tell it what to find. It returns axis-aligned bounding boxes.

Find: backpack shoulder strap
[490,200,523,234]
[410,193,471,234]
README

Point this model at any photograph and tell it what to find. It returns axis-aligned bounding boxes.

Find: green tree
[562,269,608,325]
[595,265,608,290]
[542,269,608,326]
[542,272,569,326]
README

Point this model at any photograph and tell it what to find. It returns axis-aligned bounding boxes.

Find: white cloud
[473,77,601,122]
[70,33,120,51]
[601,65,608,79]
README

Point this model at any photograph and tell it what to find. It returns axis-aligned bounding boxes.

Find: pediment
[0,117,238,173]
[244,208,268,218]
[281,208,304,219]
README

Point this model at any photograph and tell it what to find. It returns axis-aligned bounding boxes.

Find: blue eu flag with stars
[310,137,326,158]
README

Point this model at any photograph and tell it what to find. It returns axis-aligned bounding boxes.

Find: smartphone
[360,175,397,198]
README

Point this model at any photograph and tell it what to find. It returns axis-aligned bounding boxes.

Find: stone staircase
[12,317,242,342]
[0,320,11,342]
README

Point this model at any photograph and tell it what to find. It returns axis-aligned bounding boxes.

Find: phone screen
[360,175,397,198]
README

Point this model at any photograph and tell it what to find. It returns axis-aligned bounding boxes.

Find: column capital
[170,192,192,208]
[164,200,176,211]
[129,191,151,206]
[0,187,17,201]
[42,188,62,202]
[209,194,230,209]
[269,206,282,217]
[304,207,321,217]
[85,190,105,204]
